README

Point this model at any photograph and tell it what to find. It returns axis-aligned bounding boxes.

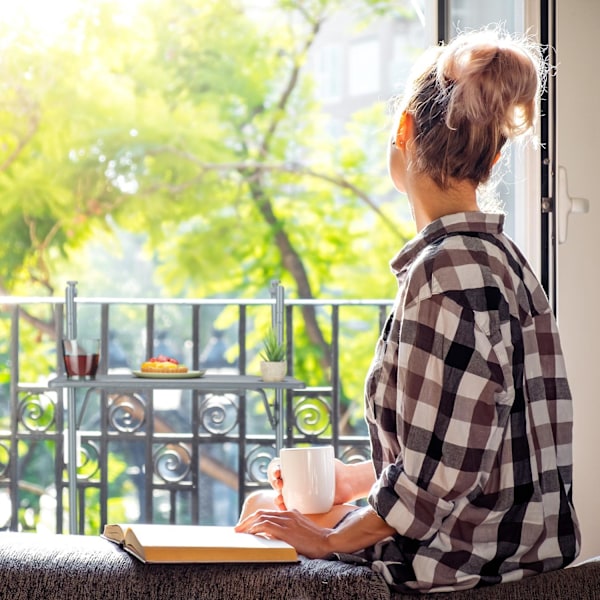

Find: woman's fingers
[274,492,286,511]
[267,459,283,490]
[235,508,331,558]
[272,468,283,490]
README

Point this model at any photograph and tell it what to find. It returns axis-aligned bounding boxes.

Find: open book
[102,523,298,564]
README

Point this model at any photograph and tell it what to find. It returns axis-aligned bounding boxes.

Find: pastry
[141,355,188,373]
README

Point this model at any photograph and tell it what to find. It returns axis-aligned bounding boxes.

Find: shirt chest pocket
[365,312,399,421]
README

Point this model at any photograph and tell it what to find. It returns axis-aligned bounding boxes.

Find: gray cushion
[0,533,389,600]
[1,532,598,600]
[389,557,600,600]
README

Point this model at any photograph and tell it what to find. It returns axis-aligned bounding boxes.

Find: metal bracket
[541,197,553,213]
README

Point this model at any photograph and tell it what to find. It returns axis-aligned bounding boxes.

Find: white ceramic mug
[279,445,335,514]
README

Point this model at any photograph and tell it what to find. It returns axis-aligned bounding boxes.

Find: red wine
[63,353,99,379]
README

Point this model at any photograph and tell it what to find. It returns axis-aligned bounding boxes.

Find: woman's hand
[235,508,334,558]
[333,459,359,505]
[235,504,396,558]
[268,457,374,510]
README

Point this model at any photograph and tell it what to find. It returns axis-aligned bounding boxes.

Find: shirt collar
[390,211,505,276]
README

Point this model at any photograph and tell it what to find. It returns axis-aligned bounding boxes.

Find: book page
[103,524,298,564]
[101,523,126,544]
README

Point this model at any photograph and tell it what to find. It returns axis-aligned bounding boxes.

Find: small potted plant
[259,328,287,382]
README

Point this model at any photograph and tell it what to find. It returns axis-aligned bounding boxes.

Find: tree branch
[140,154,402,240]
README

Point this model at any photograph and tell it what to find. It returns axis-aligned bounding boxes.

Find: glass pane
[446,0,524,35]
[445,1,530,251]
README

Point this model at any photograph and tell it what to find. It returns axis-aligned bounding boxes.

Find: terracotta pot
[260,360,287,382]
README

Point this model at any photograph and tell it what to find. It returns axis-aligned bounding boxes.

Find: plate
[132,370,206,379]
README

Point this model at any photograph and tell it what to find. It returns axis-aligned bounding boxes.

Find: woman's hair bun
[395,26,547,188]
[437,28,543,139]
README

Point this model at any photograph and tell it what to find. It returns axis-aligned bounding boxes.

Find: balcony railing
[0,282,391,535]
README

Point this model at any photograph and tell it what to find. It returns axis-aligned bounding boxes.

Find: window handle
[557,166,589,244]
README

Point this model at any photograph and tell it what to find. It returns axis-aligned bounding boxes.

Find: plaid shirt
[362,212,580,593]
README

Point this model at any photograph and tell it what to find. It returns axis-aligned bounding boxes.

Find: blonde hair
[394,27,545,189]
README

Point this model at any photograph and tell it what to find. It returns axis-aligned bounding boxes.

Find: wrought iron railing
[0,283,391,534]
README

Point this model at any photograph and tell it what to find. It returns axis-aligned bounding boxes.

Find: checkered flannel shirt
[362,212,580,593]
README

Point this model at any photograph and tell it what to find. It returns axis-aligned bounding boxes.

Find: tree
[1,0,420,420]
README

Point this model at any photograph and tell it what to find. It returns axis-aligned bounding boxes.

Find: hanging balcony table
[48,373,305,533]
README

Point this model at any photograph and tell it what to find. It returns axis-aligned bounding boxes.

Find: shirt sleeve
[368,290,514,541]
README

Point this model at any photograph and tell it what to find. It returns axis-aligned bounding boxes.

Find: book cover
[102,523,298,564]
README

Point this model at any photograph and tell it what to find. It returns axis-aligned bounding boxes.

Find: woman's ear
[395,111,412,148]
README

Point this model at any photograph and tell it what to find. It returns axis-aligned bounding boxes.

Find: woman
[236,27,580,593]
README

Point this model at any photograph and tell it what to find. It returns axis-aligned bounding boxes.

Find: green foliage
[0,0,416,301]
[259,329,286,362]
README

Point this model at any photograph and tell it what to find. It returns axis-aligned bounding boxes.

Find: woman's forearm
[324,505,396,555]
